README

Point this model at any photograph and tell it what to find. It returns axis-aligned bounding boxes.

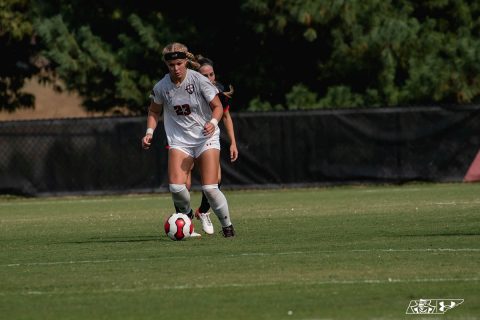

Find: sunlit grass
[1,183,479,319]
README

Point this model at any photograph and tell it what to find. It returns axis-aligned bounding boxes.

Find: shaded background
[1,106,479,196]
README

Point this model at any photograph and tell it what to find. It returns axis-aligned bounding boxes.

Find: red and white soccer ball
[164,213,193,241]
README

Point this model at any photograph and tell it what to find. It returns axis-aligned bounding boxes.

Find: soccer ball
[164,213,193,241]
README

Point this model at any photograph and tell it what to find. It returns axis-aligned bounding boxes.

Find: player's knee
[201,184,219,197]
[202,184,218,192]
[202,184,227,211]
[169,184,186,194]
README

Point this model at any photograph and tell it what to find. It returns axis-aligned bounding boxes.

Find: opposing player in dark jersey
[193,56,238,234]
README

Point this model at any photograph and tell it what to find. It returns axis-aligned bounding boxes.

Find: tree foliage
[33,1,191,114]
[0,0,37,112]
[243,0,480,110]
[3,0,480,113]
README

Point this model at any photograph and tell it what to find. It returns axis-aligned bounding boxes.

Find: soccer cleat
[184,209,201,237]
[195,209,214,234]
[222,224,235,238]
[190,230,201,238]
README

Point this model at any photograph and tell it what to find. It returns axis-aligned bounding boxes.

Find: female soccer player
[142,42,235,237]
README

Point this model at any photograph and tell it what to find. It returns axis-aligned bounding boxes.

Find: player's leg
[168,147,201,237]
[196,160,221,214]
[217,164,222,190]
[197,148,234,237]
[197,191,211,214]
[168,147,194,215]
[194,162,217,234]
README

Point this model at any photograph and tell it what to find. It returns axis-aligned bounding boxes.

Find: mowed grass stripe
[1,277,478,296]
[2,248,479,267]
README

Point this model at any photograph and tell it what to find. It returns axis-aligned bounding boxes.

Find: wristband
[146,128,154,135]
[209,118,219,127]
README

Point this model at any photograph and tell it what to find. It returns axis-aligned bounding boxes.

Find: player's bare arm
[222,110,238,162]
[203,95,223,136]
[142,101,163,149]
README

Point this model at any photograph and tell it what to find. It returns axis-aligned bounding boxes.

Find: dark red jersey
[215,82,231,112]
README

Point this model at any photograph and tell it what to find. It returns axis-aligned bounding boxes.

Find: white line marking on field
[351,248,480,252]
[4,257,153,267]
[2,248,479,268]
[0,195,169,207]
[0,277,478,296]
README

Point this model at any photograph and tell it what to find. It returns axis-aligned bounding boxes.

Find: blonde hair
[162,42,200,70]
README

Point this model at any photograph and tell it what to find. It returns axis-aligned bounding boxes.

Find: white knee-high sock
[169,184,191,214]
[202,184,232,227]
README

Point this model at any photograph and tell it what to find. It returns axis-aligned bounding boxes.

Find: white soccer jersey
[151,69,219,147]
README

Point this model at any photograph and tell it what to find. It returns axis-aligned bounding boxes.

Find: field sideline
[0,183,479,319]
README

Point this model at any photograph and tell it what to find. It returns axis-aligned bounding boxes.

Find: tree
[33,1,251,114]
[0,0,38,112]
[34,1,192,114]
[3,0,480,113]
[242,0,480,109]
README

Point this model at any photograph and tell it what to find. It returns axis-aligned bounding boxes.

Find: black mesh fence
[0,117,163,195]
[1,105,479,196]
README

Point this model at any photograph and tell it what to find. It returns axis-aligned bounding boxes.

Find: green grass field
[1,183,479,319]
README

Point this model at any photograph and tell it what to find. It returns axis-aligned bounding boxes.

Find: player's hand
[203,122,216,136]
[142,134,153,149]
[223,85,234,99]
[230,144,238,162]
